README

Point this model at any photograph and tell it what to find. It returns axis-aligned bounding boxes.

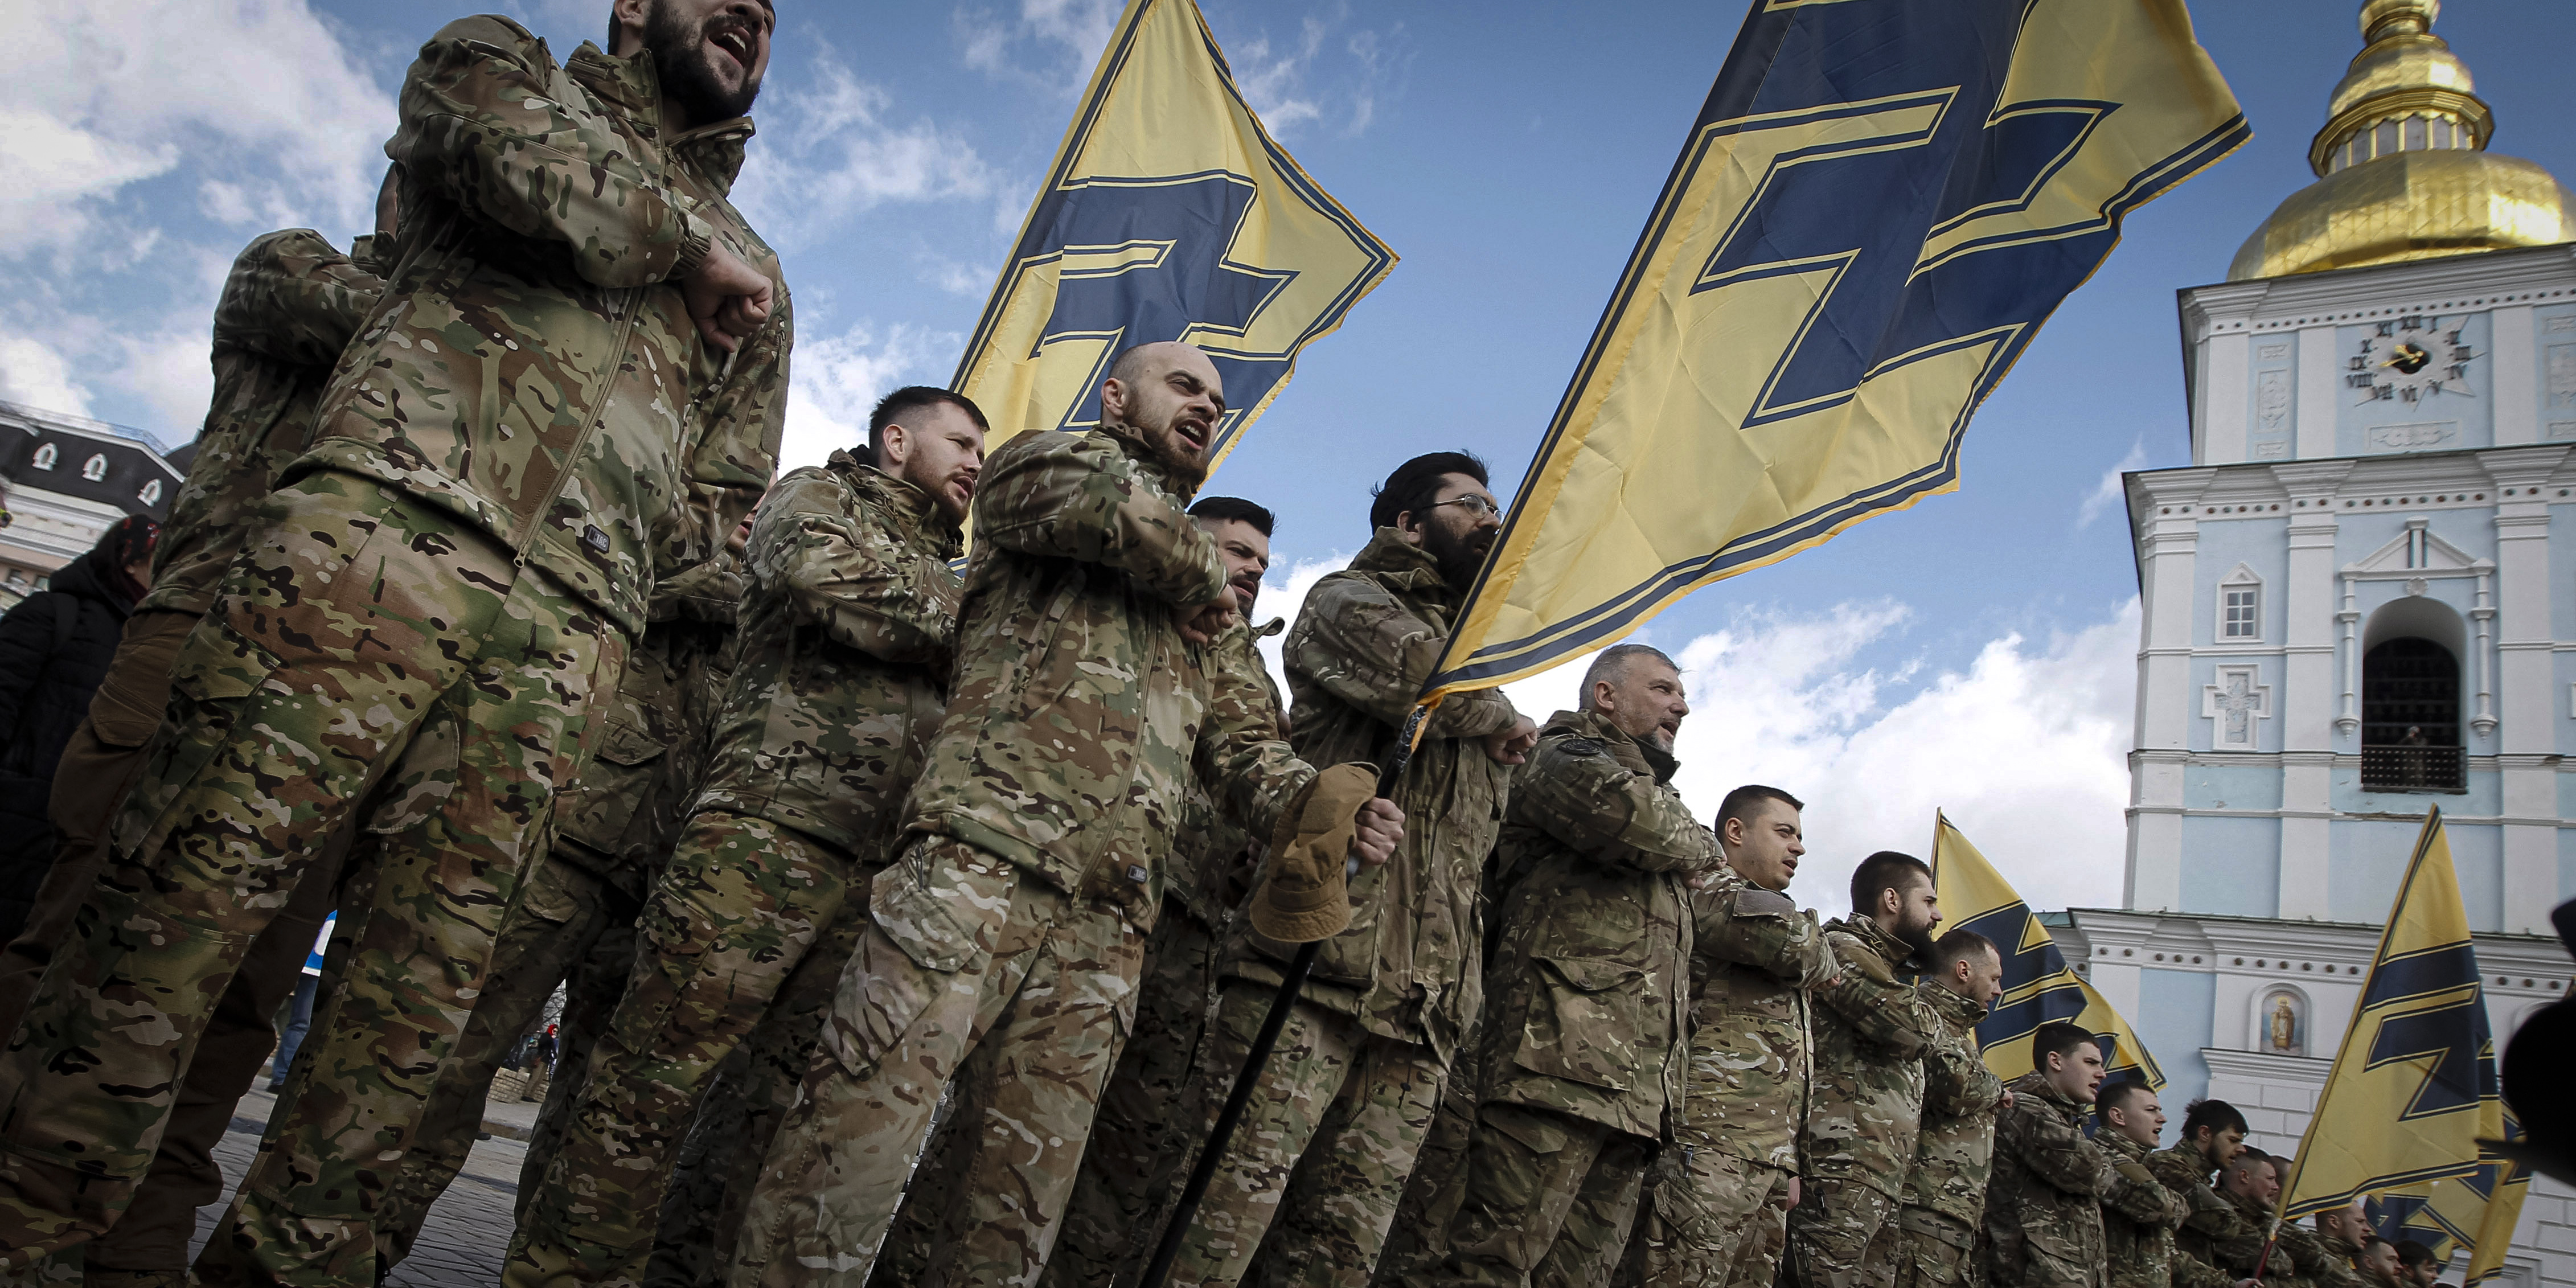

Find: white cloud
[733,51,998,248]
[0,333,95,418]
[113,330,215,437]
[2078,439,2150,529]
[1232,19,1329,138]
[1246,576,2140,917]
[0,0,392,259]
[957,0,1120,89]
[780,322,962,471]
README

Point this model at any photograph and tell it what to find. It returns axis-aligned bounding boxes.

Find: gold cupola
[2227,0,2573,281]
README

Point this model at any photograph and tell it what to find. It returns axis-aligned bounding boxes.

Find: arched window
[2361,637,2460,790]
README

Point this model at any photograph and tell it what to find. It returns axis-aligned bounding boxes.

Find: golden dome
[2227,0,2573,281]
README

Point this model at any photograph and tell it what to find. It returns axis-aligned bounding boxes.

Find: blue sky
[7,0,2571,909]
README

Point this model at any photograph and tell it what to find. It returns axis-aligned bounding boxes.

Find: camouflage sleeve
[1813,933,1939,1057]
[2105,1155,2191,1227]
[1507,739,1721,876]
[1283,573,1520,739]
[2210,1211,2296,1277]
[748,468,957,667]
[672,285,790,582]
[1920,1015,2005,1118]
[649,549,745,624]
[2001,1101,2116,1197]
[1195,621,1316,842]
[973,431,1229,608]
[1692,887,1837,986]
[2173,1250,2242,1288]
[389,15,716,288]
[210,229,383,369]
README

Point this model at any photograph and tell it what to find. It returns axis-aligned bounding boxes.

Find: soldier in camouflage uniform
[1033,496,1287,1288]
[1624,784,1835,1288]
[378,543,745,1270]
[0,10,790,1281]
[0,221,388,1288]
[2146,1101,2282,1288]
[1875,930,2007,1288]
[1984,1025,2176,1288]
[2096,1080,2210,1288]
[508,387,985,1287]
[728,342,1401,1288]
[1174,451,1535,1288]
[1418,645,1722,1287]
[1789,851,1945,1288]
[2304,1198,2377,1288]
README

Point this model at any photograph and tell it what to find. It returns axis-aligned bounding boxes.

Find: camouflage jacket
[1900,981,2007,1228]
[551,585,737,900]
[1166,617,1286,929]
[2303,1230,2370,1288]
[141,229,385,617]
[2267,1217,2349,1288]
[310,17,789,638]
[1472,709,1721,1141]
[1677,877,1837,1168]
[2148,1146,2293,1282]
[2101,1129,2200,1288]
[1988,1073,2119,1288]
[695,455,960,858]
[1804,915,1939,1195]
[901,426,1312,929]
[1227,528,1524,1064]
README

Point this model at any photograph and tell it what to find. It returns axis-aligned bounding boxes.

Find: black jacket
[0,548,138,930]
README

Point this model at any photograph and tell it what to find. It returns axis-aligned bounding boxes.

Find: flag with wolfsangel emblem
[1418,0,2246,703]
[1932,812,2164,1089]
[2279,807,2530,1286]
[953,0,1396,469]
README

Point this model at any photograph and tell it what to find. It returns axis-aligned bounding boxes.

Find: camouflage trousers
[378,840,641,1268]
[1787,1178,1901,1288]
[1033,900,1224,1288]
[1370,1057,1482,1287]
[0,473,624,1285]
[1622,1148,1796,1288]
[1877,1207,1978,1288]
[1167,986,1448,1288]
[1424,1103,1649,1288]
[507,813,875,1287]
[729,838,1143,1288]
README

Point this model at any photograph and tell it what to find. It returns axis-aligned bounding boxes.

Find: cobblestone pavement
[192,1085,531,1287]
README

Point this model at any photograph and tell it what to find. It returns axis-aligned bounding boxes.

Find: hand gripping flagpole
[1139,703,1429,1288]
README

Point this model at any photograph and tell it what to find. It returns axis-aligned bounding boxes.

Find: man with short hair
[2358,1237,2404,1288]
[2149,1100,2282,1287]
[1627,785,1837,1288]
[2097,1080,2220,1288]
[0,0,794,1276]
[1880,929,2008,1288]
[1985,1026,2176,1288]
[2174,1147,2298,1284]
[1789,851,1945,1288]
[1174,450,1536,1288]
[1033,494,1286,1288]
[2394,1240,2442,1288]
[509,384,985,1286]
[729,341,1402,1288]
[2307,1198,2377,1288]
[1417,644,1723,1286]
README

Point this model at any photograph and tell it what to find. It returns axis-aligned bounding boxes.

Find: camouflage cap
[1249,762,1379,943]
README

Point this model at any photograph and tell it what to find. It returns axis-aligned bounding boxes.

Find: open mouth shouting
[1172,412,1213,458]
[707,20,756,75]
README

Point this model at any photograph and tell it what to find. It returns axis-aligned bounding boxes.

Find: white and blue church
[2049,1,2576,1282]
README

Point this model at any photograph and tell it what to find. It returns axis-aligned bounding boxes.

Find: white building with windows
[2049,2,2576,1282]
[0,401,184,610]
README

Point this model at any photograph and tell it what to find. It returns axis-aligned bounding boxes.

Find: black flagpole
[1138,705,1426,1288]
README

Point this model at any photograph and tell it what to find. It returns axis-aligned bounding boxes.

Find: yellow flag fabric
[2280,808,2529,1285]
[1420,0,2244,700]
[1931,813,2163,1089]
[951,0,1394,469]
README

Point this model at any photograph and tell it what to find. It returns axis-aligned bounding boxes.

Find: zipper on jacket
[514,294,646,570]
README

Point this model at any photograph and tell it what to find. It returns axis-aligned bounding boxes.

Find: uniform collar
[1544,707,1680,784]
[1842,912,1921,969]
[1088,422,1203,502]
[2008,1069,2086,1117]
[834,451,963,558]
[1349,527,1461,602]
[1923,978,1990,1027]
[2101,1129,2154,1162]
[564,42,757,194]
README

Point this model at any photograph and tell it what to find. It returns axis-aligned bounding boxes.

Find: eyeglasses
[1424,495,1502,519]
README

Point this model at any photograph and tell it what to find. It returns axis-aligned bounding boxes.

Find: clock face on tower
[2348,314,2477,405]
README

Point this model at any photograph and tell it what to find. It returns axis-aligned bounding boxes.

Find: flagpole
[1140,704,1428,1288]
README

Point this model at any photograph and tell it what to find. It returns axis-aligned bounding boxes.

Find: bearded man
[727,342,1402,1288]
[1789,851,1945,1288]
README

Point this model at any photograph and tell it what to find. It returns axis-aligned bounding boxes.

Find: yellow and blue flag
[1931,813,2164,1088]
[1421,0,2245,700]
[953,0,1395,467]
[2280,807,2529,1285]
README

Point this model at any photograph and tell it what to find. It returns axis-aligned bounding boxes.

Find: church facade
[2055,3,2576,1283]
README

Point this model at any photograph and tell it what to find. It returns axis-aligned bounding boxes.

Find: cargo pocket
[1514,954,1648,1090]
[112,613,285,862]
[604,836,730,1052]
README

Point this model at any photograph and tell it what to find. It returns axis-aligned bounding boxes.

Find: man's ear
[1100,376,1128,424]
